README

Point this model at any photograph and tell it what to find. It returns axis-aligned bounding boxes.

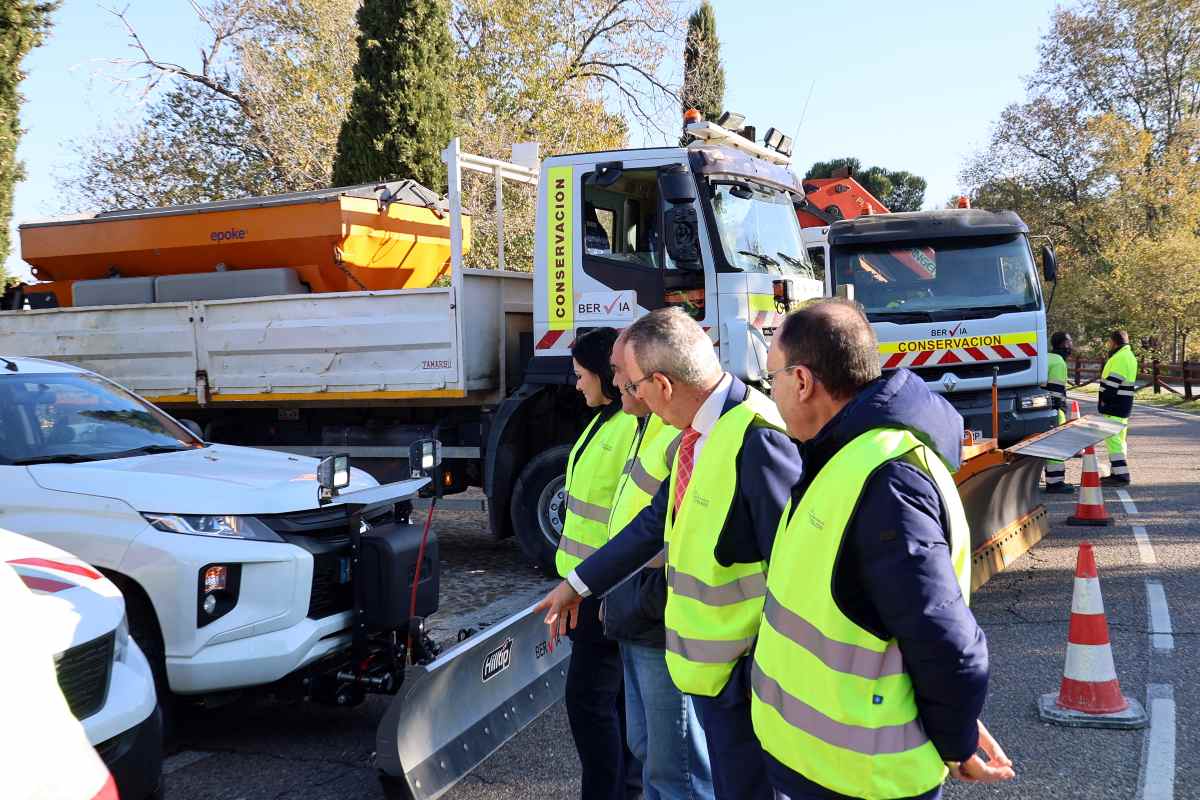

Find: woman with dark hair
[559,327,642,800]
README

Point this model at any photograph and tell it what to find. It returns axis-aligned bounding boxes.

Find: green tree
[680,1,723,141]
[331,0,454,190]
[0,0,56,278]
[64,0,358,210]
[961,0,1200,359]
[804,158,927,211]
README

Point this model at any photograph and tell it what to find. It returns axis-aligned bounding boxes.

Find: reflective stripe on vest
[608,415,680,538]
[1099,345,1138,419]
[663,390,779,697]
[752,427,971,799]
[556,410,639,578]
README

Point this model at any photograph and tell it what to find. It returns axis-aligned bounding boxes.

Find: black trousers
[691,657,773,800]
[565,598,642,800]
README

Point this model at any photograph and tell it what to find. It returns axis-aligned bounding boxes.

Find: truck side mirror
[664,206,702,270]
[317,453,350,504]
[1041,244,1058,282]
[409,438,443,497]
[658,165,697,205]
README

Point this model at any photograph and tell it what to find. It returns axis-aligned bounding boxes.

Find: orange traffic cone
[1066,446,1111,526]
[1067,399,1081,422]
[1037,543,1147,728]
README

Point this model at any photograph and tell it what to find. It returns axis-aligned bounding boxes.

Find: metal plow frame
[376,603,571,800]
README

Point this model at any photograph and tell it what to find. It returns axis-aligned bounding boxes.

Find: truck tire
[510,445,571,575]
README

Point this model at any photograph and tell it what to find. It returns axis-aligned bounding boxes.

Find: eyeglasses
[765,364,802,383]
[623,373,660,395]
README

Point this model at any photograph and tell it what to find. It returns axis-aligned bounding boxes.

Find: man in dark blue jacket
[538,307,801,800]
[755,299,1014,798]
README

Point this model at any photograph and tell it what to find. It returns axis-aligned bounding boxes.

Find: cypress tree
[680,1,724,143]
[0,1,55,274]
[331,0,453,191]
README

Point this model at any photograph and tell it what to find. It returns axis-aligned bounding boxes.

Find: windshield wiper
[103,444,195,459]
[10,454,104,465]
[869,310,935,323]
[938,304,1029,319]
[737,250,781,271]
[775,252,807,269]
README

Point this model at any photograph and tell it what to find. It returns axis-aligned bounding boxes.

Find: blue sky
[7,0,1059,280]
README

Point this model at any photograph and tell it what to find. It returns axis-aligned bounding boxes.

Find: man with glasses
[752,299,1012,799]
[537,307,801,800]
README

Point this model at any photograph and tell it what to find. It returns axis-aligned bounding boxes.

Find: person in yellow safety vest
[559,327,643,800]
[603,330,715,800]
[1043,331,1074,494]
[1098,330,1138,486]
[537,307,803,800]
[754,299,1015,800]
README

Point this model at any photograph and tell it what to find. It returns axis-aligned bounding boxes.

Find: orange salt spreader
[16,180,470,308]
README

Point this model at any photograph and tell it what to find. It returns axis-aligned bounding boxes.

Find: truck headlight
[1021,393,1051,410]
[114,613,130,663]
[143,513,283,542]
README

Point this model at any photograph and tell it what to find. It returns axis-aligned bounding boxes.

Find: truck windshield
[0,372,201,465]
[831,235,1042,321]
[709,181,811,275]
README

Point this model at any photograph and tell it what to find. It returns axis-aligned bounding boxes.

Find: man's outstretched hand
[533,581,583,649]
[950,720,1015,784]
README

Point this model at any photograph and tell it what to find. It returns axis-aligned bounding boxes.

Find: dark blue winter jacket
[741,369,989,800]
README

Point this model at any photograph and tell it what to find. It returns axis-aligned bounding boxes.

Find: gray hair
[623,308,720,388]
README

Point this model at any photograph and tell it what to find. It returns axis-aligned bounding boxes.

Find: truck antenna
[793,80,816,145]
[1,357,18,371]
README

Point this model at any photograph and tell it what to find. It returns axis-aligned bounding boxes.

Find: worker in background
[537,307,802,800]
[604,330,714,800]
[1043,331,1074,494]
[1099,330,1138,486]
[558,327,642,800]
[754,300,1014,799]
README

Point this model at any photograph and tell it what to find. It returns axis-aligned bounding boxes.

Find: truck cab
[494,121,821,570]
[825,209,1058,444]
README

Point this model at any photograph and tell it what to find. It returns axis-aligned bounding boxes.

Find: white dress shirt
[567,372,733,597]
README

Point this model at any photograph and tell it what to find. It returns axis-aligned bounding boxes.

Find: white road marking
[1145,580,1174,651]
[1139,684,1176,800]
[163,750,214,775]
[1133,526,1157,565]
[1117,488,1138,515]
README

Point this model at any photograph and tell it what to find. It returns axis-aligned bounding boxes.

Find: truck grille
[899,359,1031,383]
[54,631,114,721]
[259,505,396,620]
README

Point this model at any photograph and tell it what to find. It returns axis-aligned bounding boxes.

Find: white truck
[802,207,1061,445]
[0,356,439,711]
[1,528,161,799]
[1,118,822,574]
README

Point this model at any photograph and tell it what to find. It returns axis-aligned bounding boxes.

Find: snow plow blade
[958,414,1124,591]
[376,602,570,800]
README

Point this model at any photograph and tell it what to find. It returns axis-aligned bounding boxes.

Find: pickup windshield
[709,181,811,275]
[831,234,1042,322]
[0,372,202,465]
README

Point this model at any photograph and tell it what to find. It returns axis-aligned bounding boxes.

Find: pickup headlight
[143,513,283,542]
[114,613,130,663]
[1020,393,1052,410]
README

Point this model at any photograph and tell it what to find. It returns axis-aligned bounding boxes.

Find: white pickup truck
[1,528,161,799]
[0,355,437,710]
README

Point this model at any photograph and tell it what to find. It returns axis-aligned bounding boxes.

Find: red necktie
[674,426,701,513]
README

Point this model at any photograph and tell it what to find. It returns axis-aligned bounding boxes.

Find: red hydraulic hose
[406,498,436,660]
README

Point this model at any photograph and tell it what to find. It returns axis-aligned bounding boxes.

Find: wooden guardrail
[1069,356,1195,400]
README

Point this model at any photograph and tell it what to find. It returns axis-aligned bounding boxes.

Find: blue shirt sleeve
[575,478,669,598]
[714,426,802,566]
[851,461,988,761]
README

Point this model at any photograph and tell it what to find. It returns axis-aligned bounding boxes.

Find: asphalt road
[161,401,1197,799]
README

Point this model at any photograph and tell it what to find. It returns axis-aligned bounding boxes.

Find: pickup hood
[0,528,123,653]
[27,443,381,515]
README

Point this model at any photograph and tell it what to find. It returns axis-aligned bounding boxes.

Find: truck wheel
[510,445,571,575]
